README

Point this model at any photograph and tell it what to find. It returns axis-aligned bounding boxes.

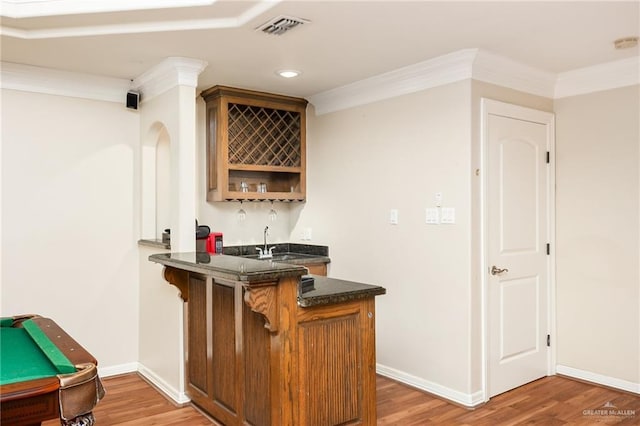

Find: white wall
[555,85,640,387]
[137,244,187,401]
[0,89,140,371]
[292,81,476,400]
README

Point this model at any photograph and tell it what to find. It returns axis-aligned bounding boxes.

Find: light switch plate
[435,192,443,207]
[426,208,439,224]
[441,207,455,224]
[389,209,399,225]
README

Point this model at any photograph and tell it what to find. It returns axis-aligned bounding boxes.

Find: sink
[241,252,316,262]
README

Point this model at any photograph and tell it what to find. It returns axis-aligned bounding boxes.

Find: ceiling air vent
[256,15,310,36]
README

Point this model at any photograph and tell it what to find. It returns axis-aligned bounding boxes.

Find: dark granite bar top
[149,252,385,307]
[298,276,386,307]
[140,241,330,266]
[149,252,306,283]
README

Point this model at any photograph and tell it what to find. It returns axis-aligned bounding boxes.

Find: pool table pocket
[58,363,105,423]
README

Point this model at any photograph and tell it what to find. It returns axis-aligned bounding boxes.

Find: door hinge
[547,334,551,347]
[546,243,550,255]
[546,151,550,164]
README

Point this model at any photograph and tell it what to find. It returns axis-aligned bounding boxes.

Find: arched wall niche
[141,121,171,240]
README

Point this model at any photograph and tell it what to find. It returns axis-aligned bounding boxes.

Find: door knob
[491,265,509,275]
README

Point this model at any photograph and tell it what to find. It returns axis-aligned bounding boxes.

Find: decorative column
[133,57,208,251]
[133,57,208,403]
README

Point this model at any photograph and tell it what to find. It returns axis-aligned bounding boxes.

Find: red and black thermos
[206,232,223,254]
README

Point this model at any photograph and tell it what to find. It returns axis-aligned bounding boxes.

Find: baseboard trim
[556,365,640,394]
[98,362,138,378]
[376,363,484,408]
[97,362,190,404]
[137,363,190,404]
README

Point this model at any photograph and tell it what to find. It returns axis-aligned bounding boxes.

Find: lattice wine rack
[201,86,308,202]
[227,103,301,167]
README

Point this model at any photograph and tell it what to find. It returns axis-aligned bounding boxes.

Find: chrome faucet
[256,226,276,259]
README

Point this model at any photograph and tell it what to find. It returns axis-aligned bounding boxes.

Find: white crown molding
[309,49,477,115]
[554,56,640,98]
[309,48,559,116]
[0,0,215,18]
[472,50,557,98]
[310,49,636,115]
[0,61,131,103]
[131,57,208,102]
[0,57,208,104]
[0,1,280,39]
[0,19,237,39]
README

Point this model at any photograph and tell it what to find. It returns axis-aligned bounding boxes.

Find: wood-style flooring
[376,375,639,425]
[43,373,639,425]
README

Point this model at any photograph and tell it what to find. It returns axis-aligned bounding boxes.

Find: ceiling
[1,1,639,98]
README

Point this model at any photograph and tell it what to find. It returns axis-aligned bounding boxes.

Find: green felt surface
[0,317,13,327]
[23,320,75,375]
[0,327,59,385]
[0,319,76,386]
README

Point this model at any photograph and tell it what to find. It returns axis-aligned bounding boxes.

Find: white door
[482,99,554,398]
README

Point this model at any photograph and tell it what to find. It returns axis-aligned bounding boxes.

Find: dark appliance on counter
[162,220,213,252]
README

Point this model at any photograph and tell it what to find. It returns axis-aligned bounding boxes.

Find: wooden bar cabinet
[150,253,385,426]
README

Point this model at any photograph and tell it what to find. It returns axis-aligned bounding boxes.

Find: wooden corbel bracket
[243,285,278,332]
[163,266,189,302]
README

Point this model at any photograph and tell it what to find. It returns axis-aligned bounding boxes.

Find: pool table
[0,315,105,426]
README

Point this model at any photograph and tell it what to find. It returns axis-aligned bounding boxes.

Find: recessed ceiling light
[614,36,639,49]
[277,70,301,78]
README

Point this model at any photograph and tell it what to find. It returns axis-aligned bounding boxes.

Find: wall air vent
[256,15,310,36]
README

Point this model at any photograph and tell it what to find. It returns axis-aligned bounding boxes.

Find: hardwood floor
[42,374,217,426]
[376,375,639,425]
[43,373,639,425]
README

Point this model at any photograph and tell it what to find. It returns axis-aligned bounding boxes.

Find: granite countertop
[149,252,307,283]
[149,251,385,307]
[140,241,330,265]
[298,276,386,307]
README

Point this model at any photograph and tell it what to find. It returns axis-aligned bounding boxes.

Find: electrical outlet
[441,207,456,224]
[302,227,312,240]
[426,208,439,224]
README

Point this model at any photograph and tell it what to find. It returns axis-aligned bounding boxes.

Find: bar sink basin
[241,252,317,262]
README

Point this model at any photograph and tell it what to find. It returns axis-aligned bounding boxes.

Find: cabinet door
[186,275,209,398]
[186,277,240,425]
[303,263,327,276]
[296,299,377,425]
[242,298,272,426]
